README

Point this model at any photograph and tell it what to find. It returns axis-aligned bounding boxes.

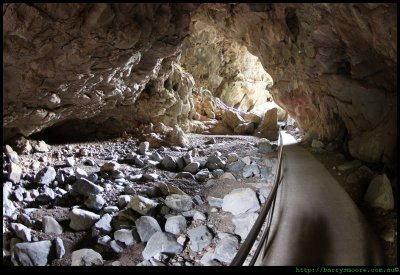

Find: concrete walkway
[256,131,384,266]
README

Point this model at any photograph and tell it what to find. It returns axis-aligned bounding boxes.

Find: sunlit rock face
[181,19,287,119]
[191,3,396,167]
[3,3,197,140]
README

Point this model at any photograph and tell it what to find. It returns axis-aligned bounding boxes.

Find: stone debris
[93,214,113,235]
[100,161,121,172]
[42,216,63,235]
[257,139,273,154]
[222,188,260,215]
[71,248,103,266]
[34,141,49,153]
[337,159,362,172]
[213,234,239,263]
[11,223,32,242]
[55,237,65,259]
[114,229,137,246]
[183,162,200,174]
[207,196,224,208]
[364,174,394,210]
[162,155,177,171]
[232,212,258,241]
[85,194,106,211]
[187,225,213,252]
[165,215,187,235]
[135,216,162,242]
[11,240,52,266]
[195,169,211,182]
[127,195,159,215]
[8,162,22,184]
[2,134,281,266]
[165,194,193,212]
[69,208,100,231]
[110,240,124,253]
[72,178,104,196]
[65,157,75,167]
[139,141,150,155]
[142,232,183,260]
[311,139,324,148]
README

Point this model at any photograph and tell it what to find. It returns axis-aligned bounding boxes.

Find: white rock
[42,216,63,235]
[136,216,162,242]
[93,214,113,235]
[364,174,394,210]
[165,215,187,235]
[213,235,239,263]
[165,194,193,212]
[11,241,52,266]
[66,157,75,167]
[8,162,22,183]
[114,229,137,246]
[118,195,132,208]
[232,212,258,241]
[55,237,65,259]
[222,188,260,215]
[69,208,100,231]
[11,223,31,242]
[142,232,183,260]
[139,141,150,155]
[127,195,158,215]
[34,141,49,153]
[110,240,124,253]
[187,225,213,252]
[71,249,103,266]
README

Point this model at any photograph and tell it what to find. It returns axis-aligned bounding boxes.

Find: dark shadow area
[288,213,331,266]
[29,117,126,145]
[285,8,299,42]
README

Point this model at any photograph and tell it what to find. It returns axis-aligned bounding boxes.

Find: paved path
[256,131,384,266]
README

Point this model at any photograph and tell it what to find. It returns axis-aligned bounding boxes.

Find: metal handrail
[230,130,284,266]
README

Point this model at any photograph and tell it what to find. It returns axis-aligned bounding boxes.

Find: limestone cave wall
[192,3,396,167]
[3,3,397,168]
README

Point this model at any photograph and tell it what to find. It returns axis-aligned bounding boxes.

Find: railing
[230,130,284,266]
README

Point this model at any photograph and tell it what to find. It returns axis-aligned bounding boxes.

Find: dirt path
[256,132,384,266]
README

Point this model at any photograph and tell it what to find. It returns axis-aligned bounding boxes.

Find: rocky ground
[3,129,396,266]
[3,133,279,266]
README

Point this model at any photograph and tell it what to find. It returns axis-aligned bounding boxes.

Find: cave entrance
[179,16,291,140]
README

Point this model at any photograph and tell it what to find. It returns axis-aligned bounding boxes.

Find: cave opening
[176,13,297,141]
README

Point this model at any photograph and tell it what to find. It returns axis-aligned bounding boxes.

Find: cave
[3,3,397,266]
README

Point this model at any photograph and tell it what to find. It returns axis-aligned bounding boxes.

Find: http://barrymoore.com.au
[296,267,399,273]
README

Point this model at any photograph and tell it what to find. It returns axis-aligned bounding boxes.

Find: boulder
[256,108,278,141]
[222,188,260,215]
[187,225,213,252]
[127,195,158,215]
[69,209,100,231]
[165,194,193,212]
[165,215,187,235]
[135,216,162,242]
[142,232,183,260]
[114,229,138,246]
[42,216,63,235]
[8,162,22,184]
[11,241,52,266]
[213,234,239,263]
[232,212,258,242]
[364,174,394,210]
[71,249,103,266]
